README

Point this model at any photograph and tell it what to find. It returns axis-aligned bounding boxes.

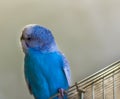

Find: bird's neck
[26,43,59,54]
[41,43,59,53]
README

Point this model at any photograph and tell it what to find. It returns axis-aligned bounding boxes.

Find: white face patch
[24,27,33,36]
[21,40,28,53]
[22,24,38,36]
[21,25,36,53]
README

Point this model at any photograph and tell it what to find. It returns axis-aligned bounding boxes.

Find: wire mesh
[50,60,120,99]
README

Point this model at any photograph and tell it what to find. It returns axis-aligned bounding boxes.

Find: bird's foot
[58,88,66,99]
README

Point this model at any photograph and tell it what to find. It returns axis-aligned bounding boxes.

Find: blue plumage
[20,24,71,99]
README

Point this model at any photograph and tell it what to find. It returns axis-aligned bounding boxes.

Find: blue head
[20,24,58,53]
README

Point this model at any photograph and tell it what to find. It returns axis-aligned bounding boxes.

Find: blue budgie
[20,24,71,99]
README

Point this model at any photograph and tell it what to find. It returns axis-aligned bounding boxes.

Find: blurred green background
[0,0,120,99]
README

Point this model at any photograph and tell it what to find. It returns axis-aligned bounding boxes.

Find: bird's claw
[58,88,66,99]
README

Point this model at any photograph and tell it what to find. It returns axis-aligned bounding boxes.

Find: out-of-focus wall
[0,0,120,99]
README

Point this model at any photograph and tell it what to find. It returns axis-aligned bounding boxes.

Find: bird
[20,24,71,99]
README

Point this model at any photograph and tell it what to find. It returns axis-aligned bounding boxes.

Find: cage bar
[50,60,120,99]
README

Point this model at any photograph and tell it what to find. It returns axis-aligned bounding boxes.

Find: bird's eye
[27,37,32,41]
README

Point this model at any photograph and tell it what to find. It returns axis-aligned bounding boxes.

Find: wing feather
[60,53,71,86]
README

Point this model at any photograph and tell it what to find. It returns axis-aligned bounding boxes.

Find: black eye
[27,37,31,41]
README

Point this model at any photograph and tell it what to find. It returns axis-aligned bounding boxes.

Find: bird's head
[20,24,58,53]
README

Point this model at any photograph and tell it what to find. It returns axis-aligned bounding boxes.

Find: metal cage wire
[50,60,120,99]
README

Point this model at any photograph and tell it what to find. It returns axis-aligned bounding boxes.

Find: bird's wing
[60,53,71,86]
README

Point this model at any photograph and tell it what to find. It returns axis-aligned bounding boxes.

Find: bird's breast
[25,51,65,83]
[24,51,69,97]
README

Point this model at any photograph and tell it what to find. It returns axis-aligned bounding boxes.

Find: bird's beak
[20,34,24,41]
[21,37,28,53]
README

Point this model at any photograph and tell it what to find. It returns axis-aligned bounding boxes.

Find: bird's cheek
[40,42,45,48]
[21,40,28,53]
